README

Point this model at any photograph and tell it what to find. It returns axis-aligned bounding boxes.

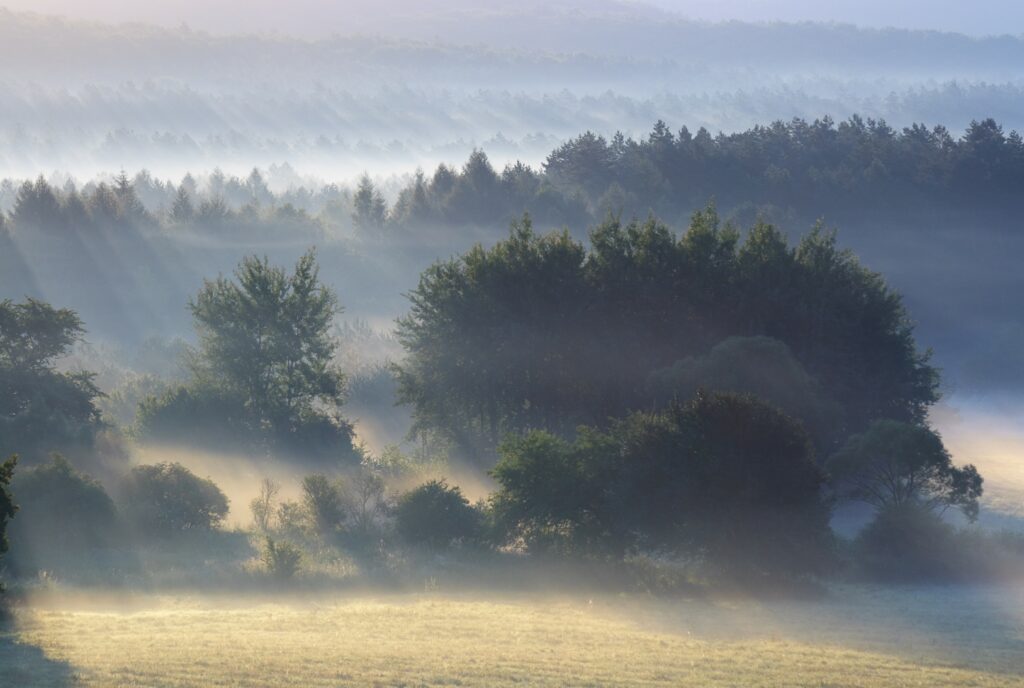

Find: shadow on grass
[0,618,79,687]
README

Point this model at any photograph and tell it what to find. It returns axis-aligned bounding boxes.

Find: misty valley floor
[2,585,1023,687]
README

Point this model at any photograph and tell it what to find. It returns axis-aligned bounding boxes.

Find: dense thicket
[119,462,229,537]
[491,392,833,577]
[396,210,939,461]
[6,454,120,573]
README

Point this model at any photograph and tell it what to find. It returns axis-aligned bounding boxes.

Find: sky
[2,0,1022,38]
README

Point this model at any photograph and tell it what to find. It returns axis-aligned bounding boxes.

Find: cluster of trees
[1,454,229,576]
[394,211,990,579]
[0,170,330,240]
[539,117,1024,224]
[0,216,999,586]
[397,209,938,460]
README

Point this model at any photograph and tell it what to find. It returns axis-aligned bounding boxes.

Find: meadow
[2,584,1022,687]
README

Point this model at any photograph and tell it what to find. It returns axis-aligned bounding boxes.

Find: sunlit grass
[4,587,1023,687]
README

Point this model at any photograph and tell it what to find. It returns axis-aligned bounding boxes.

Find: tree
[261,536,301,580]
[139,251,357,461]
[0,455,17,582]
[11,177,61,229]
[171,185,195,223]
[6,454,119,573]
[250,478,280,532]
[395,480,480,549]
[119,462,229,536]
[827,420,983,521]
[0,299,105,464]
[301,473,345,536]
[352,174,387,235]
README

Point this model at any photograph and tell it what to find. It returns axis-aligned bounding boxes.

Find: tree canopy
[827,420,983,521]
[0,298,105,464]
[119,462,229,536]
[397,211,939,461]
[491,392,833,577]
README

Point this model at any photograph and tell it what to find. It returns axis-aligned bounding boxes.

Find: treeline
[4,116,1023,244]
[2,224,1019,588]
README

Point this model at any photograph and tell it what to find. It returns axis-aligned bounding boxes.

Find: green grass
[2,585,1023,687]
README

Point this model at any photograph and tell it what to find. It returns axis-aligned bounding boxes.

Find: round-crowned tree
[395,480,481,549]
[119,462,229,537]
[7,454,119,574]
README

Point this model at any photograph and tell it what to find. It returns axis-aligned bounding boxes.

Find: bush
[7,454,119,574]
[395,480,481,549]
[855,503,967,582]
[261,536,302,580]
[301,474,345,537]
[119,462,229,537]
[492,392,834,578]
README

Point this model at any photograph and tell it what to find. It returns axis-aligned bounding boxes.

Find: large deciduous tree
[138,250,357,462]
[0,299,105,464]
[826,420,983,520]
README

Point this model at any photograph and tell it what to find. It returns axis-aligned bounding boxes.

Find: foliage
[352,174,387,236]
[492,392,833,577]
[827,420,983,520]
[397,212,938,460]
[648,336,841,448]
[6,454,118,573]
[0,298,106,463]
[395,480,481,549]
[250,478,280,533]
[301,474,346,536]
[119,462,229,536]
[343,470,389,542]
[854,503,962,582]
[0,455,16,579]
[136,251,358,462]
[261,536,302,580]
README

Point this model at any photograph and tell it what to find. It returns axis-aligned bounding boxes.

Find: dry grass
[3,584,1023,687]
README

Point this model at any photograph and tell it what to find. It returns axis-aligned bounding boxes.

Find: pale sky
[2,0,1022,38]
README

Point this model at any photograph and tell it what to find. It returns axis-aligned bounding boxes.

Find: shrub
[261,536,302,580]
[492,392,834,578]
[119,462,229,537]
[395,480,481,549]
[301,474,345,536]
[276,500,308,539]
[7,454,119,574]
[855,503,959,581]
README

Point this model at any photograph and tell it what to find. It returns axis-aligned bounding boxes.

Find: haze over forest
[0,5,1023,685]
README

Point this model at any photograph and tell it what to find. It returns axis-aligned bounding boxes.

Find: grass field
[2,585,1023,687]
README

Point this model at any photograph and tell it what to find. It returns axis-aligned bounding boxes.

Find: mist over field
[0,2,1023,686]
